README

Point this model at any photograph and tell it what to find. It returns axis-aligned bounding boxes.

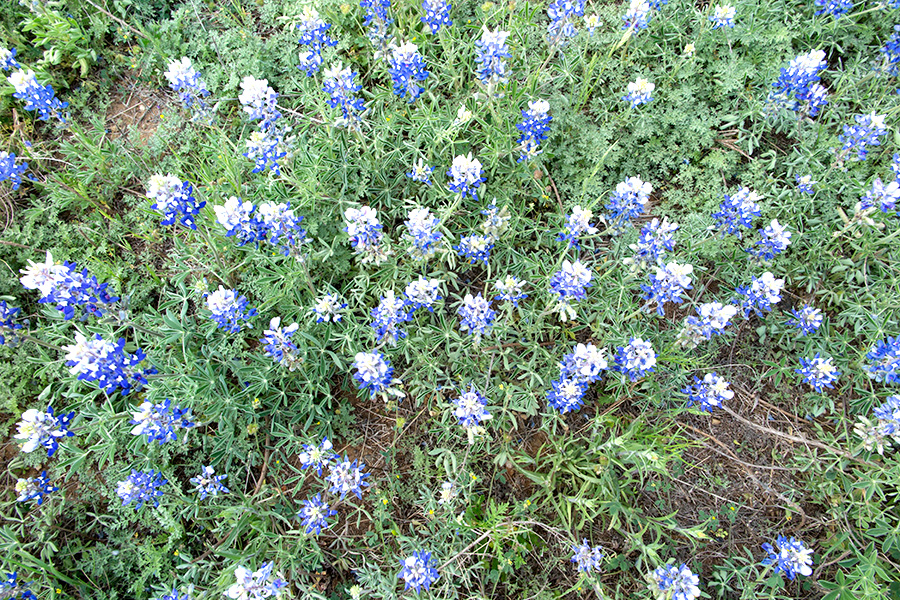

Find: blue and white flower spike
[14,406,74,457]
[327,456,370,499]
[298,494,337,535]
[0,151,28,190]
[204,286,257,333]
[387,42,429,102]
[457,293,496,341]
[117,469,167,510]
[796,354,840,392]
[624,77,654,107]
[323,62,367,130]
[642,262,693,315]
[224,563,287,600]
[404,207,442,259]
[549,259,593,321]
[606,176,652,234]
[7,69,68,122]
[837,112,888,163]
[762,537,814,580]
[146,174,205,230]
[261,317,302,370]
[614,338,656,381]
[312,293,347,323]
[421,0,452,33]
[0,48,20,71]
[63,332,156,395]
[163,57,213,121]
[353,351,405,401]
[493,275,528,307]
[736,271,784,318]
[515,100,552,162]
[299,438,338,475]
[864,336,900,384]
[190,466,230,500]
[711,187,761,238]
[649,563,701,600]
[447,153,486,200]
[683,373,733,412]
[786,304,823,336]
[15,471,57,506]
[398,550,440,593]
[571,539,604,573]
[748,219,792,261]
[709,4,735,28]
[297,7,338,76]
[130,399,195,444]
[474,28,511,93]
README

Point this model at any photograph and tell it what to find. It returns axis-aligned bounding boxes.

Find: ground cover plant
[1,0,900,598]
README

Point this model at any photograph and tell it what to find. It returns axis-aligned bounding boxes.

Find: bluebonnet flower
[63,332,156,395]
[561,343,609,383]
[398,551,440,594]
[547,377,589,413]
[623,77,655,107]
[0,572,36,600]
[190,465,230,499]
[614,338,656,381]
[214,197,307,254]
[864,336,900,384]
[882,26,900,76]
[353,351,404,400]
[515,99,552,162]
[709,4,735,28]
[624,217,679,271]
[407,159,435,186]
[261,317,302,370]
[130,399,195,444]
[606,176,652,233]
[796,354,840,392]
[0,48,20,71]
[447,153,486,200]
[571,540,604,573]
[455,234,494,265]
[457,293,496,339]
[312,293,347,323]
[323,62,366,129]
[0,151,27,190]
[327,456,370,499]
[860,177,900,213]
[163,57,212,121]
[19,250,118,320]
[493,275,528,306]
[7,69,68,122]
[0,301,24,345]
[298,494,337,535]
[642,262,693,315]
[814,0,853,17]
[345,206,389,264]
[422,0,452,33]
[762,537,814,580]
[371,290,410,346]
[796,174,816,194]
[404,277,442,312]
[558,206,599,247]
[205,286,257,332]
[749,219,792,261]
[361,0,394,56]
[837,112,888,162]
[650,563,701,600]
[299,439,338,475]
[297,7,338,76]
[404,207,442,259]
[225,563,287,600]
[481,203,511,240]
[683,373,733,412]
[15,471,57,506]
[873,395,900,438]
[239,76,281,131]
[215,196,257,241]
[549,260,592,321]
[548,0,585,46]
[622,0,652,30]
[117,469,167,510]
[892,153,900,179]
[438,480,458,504]
[15,406,74,457]
[711,187,761,238]
[585,14,602,35]
[452,387,491,428]
[677,302,739,346]
[737,271,784,318]
[388,42,429,102]
[146,174,205,229]
[787,304,823,335]
[244,130,289,175]
[769,50,829,117]
[155,587,189,600]
[475,28,511,88]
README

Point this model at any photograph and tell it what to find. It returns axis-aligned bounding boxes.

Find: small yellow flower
[382,498,389,505]
[174,550,179,556]
[247,423,259,435]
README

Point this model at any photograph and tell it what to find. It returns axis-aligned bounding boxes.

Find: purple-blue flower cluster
[297,7,337,76]
[19,251,119,320]
[323,62,367,129]
[117,469,167,510]
[494,274,528,306]
[14,406,74,457]
[683,373,733,412]
[880,25,900,77]
[312,293,347,323]
[548,343,608,413]
[641,262,693,315]
[455,233,494,265]
[787,304,823,335]
[404,277,442,312]
[261,317,302,370]
[457,293,495,339]
[205,286,257,333]
[709,5,736,28]
[326,456,370,499]
[214,197,307,255]
[239,76,287,173]
[814,0,853,18]
[0,301,24,345]
[298,494,337,535]
[625,217,678,271]
[736,271,784,317]
[7,69,68,122]
[860,177,900,213]
[398,550,440,593]
[558,206,598,248]
[748,219,792,261]
[361,0,393,54]
[650,563,701,600]
[549,260,592,320]
[388,42,429,102]
[447,153,485,200]
[838,112,888,161]
[515,99,552,162]
[422,0,452,33]
[571,540,604,573]
[762,537,814,580]
[475,28,511,87]
[548,0,585,46]
[345,206,387,264]
[614,337,656,381]
[63,332,157,395]
[406,159,435,186]
[711,187,761,238]
[796,174,816,194]
[371,290,410,346]
[606,176,652,233]
[0,48,20,71]
[865,336,900,384]
[353,351,402,399]
[15,471,57,506]
[0,572,36,600]
[299,438,338,475]
[190,465,230,499]
[163,57,212,121]
[770,50,829,117]
[623,0,652,30]
[0,151,27,190]
[796,353,840,392]
[130,399,195,444]
[146,174,205,230]
[452,387,491,428]
[404,207,442,258]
